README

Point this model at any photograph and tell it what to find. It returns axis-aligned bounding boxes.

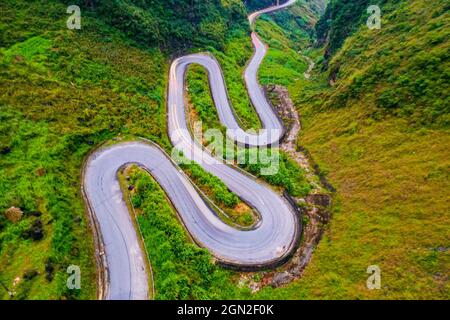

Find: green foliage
[186,65,223,131]
[64,0,248,50]
[267,0,450,300]
[238,149,312,197]
[316,0,384,56]
[256,19,308,85]
[2,36,51,62]
[0,110,96,299]
[185,13,313,199]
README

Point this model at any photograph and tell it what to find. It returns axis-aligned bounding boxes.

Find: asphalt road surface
[83,0,299,300]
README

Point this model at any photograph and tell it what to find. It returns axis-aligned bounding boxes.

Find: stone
[306,194,332,207]
[23,269,39,280]
[0,146,11,155]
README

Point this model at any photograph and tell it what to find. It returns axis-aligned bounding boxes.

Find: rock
[71,246,80,257]
[128,185,135,191]
[13,277,21,287]
[4,207,23,223]
[36,167,46,177]
[45,260,54,282]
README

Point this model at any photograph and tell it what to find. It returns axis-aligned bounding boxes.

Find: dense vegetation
[0,0,170,299]
[185,28,312,198]
[2,0,447,301]
[0,0,317,299]
[316,0,383,56]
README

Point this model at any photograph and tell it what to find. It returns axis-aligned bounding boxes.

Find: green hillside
[0,0,448,300]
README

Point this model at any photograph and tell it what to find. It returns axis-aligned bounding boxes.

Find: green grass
[317,0,449,127]
[126,167,250,299]
[186,64,224,131]
[251,0,450,299]
[0,0,314,299]
[4,0,445,301]
[254,106,450,299]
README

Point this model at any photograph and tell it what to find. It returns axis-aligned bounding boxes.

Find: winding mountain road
[83,0,299,300]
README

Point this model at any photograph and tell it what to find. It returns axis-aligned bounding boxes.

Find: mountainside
[62,0,247,50]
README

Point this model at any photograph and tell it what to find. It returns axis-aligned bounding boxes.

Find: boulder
[23,269,39,280]
[306,194,332,207]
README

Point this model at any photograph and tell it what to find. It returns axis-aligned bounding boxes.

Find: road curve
[83,0,299,300]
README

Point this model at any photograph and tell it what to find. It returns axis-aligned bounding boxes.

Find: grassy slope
[255,0,449,299]
[185,5,314,198]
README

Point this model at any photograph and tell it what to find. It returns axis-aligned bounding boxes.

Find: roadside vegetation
[185,5,314,200]
[180,161,257,228]
[0,0,315,299]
